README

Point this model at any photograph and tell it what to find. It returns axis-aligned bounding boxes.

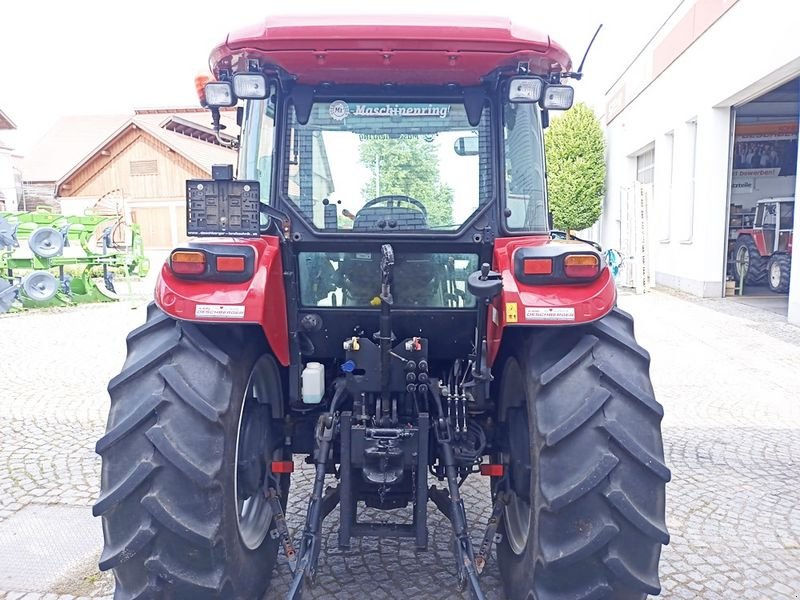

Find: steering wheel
[359,195,428,216]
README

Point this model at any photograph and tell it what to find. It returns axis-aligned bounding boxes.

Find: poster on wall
[732,122,798,177]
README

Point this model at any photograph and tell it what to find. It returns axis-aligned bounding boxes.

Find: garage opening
[727,78,797,311]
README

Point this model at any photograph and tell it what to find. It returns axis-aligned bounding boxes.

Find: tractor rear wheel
[94,303,288,600]
[767,254,791,293]
[496,308,670,600]
[734,236,767,285]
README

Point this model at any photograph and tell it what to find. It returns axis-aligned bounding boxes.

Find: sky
[0,0,682,155]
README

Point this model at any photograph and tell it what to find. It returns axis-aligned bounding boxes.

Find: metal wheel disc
[21,271,59,302]
[769,260,781,288]
[735,245,749,278]
[234,361,276,550]
[0,279,18,313]
[504,399,533,556]
[28,227,64,258]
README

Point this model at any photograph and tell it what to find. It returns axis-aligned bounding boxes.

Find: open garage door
[727,80,797,313]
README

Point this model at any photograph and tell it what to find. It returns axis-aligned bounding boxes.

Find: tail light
[216,255,246,273]
[564,255,600,278]
[170,250,206,275]
[514,246,604,283]
[480,463,505,477]
[522,258,552,275]
[169,245,255,282]
[271,460,295,474]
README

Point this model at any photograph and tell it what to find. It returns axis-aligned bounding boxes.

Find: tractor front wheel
[94,303,288,600]
[496,308,670,600]
[767,254,791,293]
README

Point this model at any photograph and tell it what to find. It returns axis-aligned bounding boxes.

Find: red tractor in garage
[734,197,794,293]
[94,16,669,600]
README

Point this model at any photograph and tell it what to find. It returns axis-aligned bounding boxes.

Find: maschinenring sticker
[525,307,575,321]
[195,304,246,319]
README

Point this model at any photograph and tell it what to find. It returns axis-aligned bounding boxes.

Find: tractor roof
[210,15,571,86]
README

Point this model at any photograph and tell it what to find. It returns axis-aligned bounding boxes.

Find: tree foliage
[359,137,453,226]
[544,103,606,232]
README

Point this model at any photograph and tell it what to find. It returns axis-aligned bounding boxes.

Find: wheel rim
[504,398,533,555]
[234,363,275,550]
[736,245,750,278]
[504,485,531,555]
[769,261,781,288]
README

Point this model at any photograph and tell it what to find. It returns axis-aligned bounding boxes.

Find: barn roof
[0,109,16,130]
[22,109,238,189]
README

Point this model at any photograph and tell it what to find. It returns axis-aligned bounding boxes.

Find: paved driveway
[0,289,798,599]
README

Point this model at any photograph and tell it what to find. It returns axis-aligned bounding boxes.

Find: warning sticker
[505,302,518,323]
[525,307,575,321]
[195,304,246,319]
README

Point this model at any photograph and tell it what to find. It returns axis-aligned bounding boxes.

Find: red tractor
[94,16,669,600]
[734,197,794,293]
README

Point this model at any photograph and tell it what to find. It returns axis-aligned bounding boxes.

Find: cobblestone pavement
[0,288,799,599]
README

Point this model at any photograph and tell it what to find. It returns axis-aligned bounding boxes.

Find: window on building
[636,148,654,184]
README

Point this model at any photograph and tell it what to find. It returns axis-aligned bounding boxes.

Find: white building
[602,0,800,325]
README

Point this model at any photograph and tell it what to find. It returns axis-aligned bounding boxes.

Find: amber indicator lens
[171,250,206,275]
[216,255,246,272]
[523,257,553,275]
[564,254,599,278]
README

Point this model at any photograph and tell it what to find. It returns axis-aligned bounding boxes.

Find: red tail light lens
[170,250,206,275]
[480,464,505,477]
[564,255,600,278]
[523,257,553,275]
[216,255,246,273]
[271,460,295,474]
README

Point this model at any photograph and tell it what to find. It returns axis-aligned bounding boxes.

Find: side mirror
[453,136,479,156]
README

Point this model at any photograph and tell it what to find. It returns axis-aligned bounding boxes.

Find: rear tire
[496,308,670,600]
[734,236,767,285]
[94,303,288,600]
[767,254,791,293]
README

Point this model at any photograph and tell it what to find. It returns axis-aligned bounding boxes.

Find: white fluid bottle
[301,362,325,404]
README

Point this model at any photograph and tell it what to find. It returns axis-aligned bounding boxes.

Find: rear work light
[170,250,206,275]
[541,85,575,110]
[508,77,544,103]
[216,255,246,273]
[204,81,236,107]
[564,254,600,278]
[523,257,553,275]
[232,73,268,99]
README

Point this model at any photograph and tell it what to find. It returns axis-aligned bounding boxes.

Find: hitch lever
[266,487,297,573]
[434,420,486,600]
[475,491,509,574]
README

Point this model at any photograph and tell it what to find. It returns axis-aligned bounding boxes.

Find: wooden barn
[54,108,237,248]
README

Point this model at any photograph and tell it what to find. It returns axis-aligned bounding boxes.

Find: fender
[738,230,768,256]
[155,236,290,366]
[486,236,617,366]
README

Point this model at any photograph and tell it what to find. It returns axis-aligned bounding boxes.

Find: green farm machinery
[0,208,149,313]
